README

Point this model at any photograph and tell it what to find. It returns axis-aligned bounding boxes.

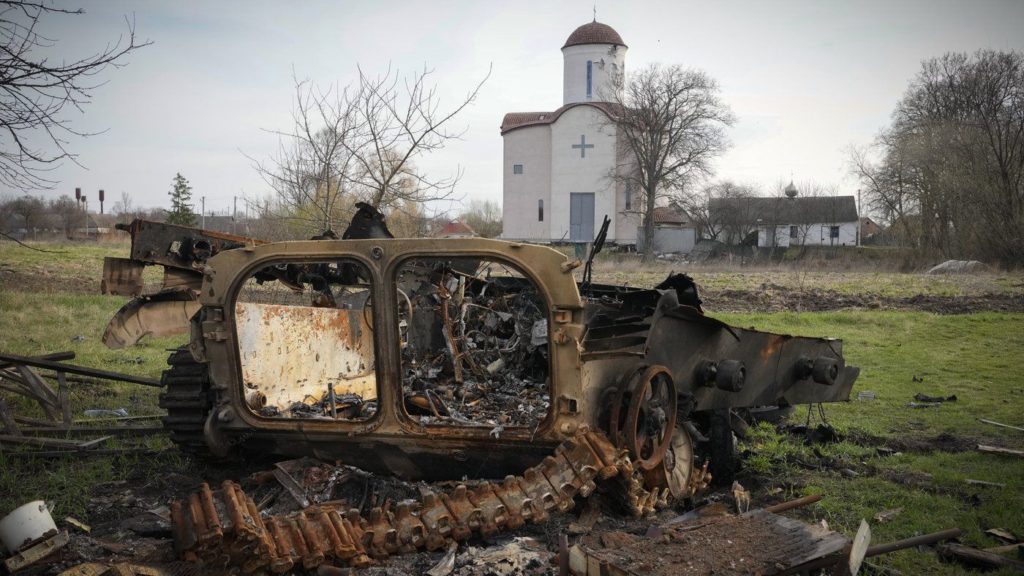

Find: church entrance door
[569,193,595,242]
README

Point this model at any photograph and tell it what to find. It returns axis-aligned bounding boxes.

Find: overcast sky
[7,0,1024,216]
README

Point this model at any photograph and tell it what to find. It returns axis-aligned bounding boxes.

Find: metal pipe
[866,528,962,557]
[764,494,822,514]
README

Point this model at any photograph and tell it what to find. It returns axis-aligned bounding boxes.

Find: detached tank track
[171,428,667,574]
[158,347,214,458]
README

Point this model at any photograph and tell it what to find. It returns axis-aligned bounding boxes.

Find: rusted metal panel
[102,298,202,349]
[235,302,377,409]
[101,257,146,296]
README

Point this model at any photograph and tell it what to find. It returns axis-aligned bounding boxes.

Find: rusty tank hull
[105,215,858,496]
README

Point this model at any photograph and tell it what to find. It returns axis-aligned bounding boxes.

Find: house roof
[435,219,476,237]
[500,101,621,134]
[653,206,690,225]
[709,195,859,225]
[563,21,627,49]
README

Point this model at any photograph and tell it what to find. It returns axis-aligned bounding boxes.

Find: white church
[501,20,640,244]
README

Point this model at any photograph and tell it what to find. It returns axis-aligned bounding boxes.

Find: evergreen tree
[166,173,197,226]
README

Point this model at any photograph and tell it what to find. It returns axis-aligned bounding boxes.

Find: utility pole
[201,196,206,229]
[233,195,237,235]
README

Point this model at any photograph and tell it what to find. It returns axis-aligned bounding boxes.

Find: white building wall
[550,106,618,241]
[562,44,626,105]
[501,125,552,241]
[758,222,859,247]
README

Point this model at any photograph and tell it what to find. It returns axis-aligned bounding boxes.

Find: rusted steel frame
[171,429,659,573]
[0,353,163,387]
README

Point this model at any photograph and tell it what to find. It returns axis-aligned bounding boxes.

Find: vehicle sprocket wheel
[647,426,695,500]
[623,366,678,471]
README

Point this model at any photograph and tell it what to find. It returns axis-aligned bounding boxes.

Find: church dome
[784,181,798,198]
[562,21,626,49]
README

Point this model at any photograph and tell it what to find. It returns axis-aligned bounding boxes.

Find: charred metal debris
[72,206,863,572]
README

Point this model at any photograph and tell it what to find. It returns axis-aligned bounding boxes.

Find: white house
[709,184,860,247]
[501,21,640,244]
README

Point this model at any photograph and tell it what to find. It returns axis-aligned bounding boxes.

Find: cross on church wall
[572,134,594,158]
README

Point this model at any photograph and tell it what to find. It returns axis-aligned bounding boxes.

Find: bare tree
[348,65,490,211]
[852,50,1024,266]
[460,198,502,238]
[7,194,44,237]
[249,75,358,234]
[251,65,490,237]
[603,64,734,260]
[0,1,148,189]
[678,180,754,242]
[49,194,77,236]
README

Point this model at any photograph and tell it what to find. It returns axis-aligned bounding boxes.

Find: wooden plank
[0,434,85,448]
[0,397,21,436]
[56,371,72,427]
[17,426,164,437]
[13,414,60,427]
[849,520,872,576]
[0,447,165,459]
[0,352,162,387]
[0,351,75,369]
[16,364,61,420]
[979,418,1024,432]
[76,435,114,450]
[939,543,1024,570]
[977,444,1024,458]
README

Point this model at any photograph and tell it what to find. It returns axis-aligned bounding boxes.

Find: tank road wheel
[644,425,695,501]
[158,347,214,458]
[624,366,678,471]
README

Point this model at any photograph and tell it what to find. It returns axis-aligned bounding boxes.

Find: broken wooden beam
[939,542,1024,571]
[978,418,1024,432]
[977,444,1024,458]
[0,352,162,387]
[0,396,20,436]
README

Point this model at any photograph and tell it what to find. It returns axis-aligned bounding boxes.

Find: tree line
[850,50,1024,267]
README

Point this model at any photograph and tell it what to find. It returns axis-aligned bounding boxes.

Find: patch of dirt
[847,430,979,454]
[0,267,100,294]
[703,287,1024,314]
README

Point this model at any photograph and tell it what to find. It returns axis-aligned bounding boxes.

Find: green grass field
[1,240,1023,574]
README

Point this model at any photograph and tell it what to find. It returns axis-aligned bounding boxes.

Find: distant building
[434,219,476,238]
[636,205,698,254]
[710,183,860,247]
[860,216,883,241]
[501,20,640,245]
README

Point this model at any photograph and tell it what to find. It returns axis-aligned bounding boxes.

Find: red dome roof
[562,21,626,49]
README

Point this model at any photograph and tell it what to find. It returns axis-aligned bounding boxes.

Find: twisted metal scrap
[170,428,666,574]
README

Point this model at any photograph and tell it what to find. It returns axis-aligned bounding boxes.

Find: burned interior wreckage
[99,205,859,572]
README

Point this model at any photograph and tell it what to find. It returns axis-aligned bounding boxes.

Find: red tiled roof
[563,21,626,49]
[436,220,476,237]
[500,102,622,134]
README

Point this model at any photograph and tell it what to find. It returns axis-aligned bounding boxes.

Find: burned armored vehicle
[102,207,858,502]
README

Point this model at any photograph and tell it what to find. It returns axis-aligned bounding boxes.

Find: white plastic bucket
[0,500,57,553]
